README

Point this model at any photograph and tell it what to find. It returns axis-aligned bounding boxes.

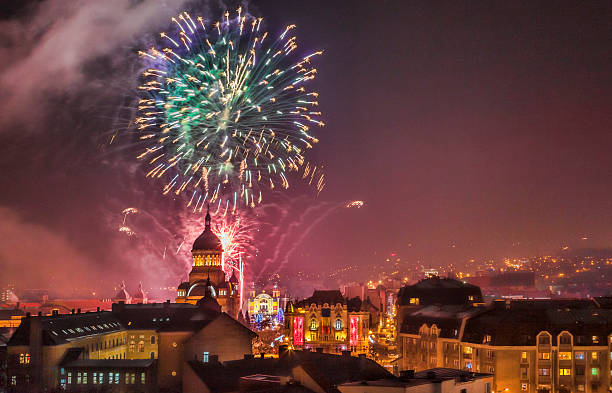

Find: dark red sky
[0,0,610,294]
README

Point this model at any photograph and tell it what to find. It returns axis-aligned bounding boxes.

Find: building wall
[184,315,253,363]
[157,331,192,391]
[398,326,612,393]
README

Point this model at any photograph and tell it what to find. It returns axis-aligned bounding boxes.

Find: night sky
[0,0,611,296]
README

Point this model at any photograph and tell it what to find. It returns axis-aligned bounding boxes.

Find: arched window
[129,341,135,352]
[334,319,343,331]
[309,319,318,331]
[150,336,156,345]
[138,341,145,352]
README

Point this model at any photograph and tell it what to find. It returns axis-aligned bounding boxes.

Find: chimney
[96,307,100,312]
[26,312,31,318]
[260,353,265,359]
[209,354,219,363]
[37,311,42,316]
[52,310,59,317]
[77,308,81,314]
[71,309,75,314]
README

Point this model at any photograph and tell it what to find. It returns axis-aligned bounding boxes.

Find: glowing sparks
[136,10,325,209]
[119,226,135,236]
[345,200,364,209]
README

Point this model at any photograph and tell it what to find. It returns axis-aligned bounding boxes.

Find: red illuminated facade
[349,316,359,347]
[293,316,304,346]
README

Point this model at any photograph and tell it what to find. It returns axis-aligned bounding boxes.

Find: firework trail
[134,8,325,211]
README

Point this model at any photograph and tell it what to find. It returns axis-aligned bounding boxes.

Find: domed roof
[132,282,146,299]
[195,276,221,313]
[114,281,130,301]
[192,207,223,252]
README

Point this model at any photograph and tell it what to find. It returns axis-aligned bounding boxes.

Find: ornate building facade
[175,209,241,319]
[284,290,376,355]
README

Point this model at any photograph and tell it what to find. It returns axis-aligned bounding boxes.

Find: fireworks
[346,200,364,208]
[136,8,325,211]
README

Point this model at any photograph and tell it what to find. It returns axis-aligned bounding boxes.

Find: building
[176,208,241,319]
[247,284,288,329]
[183,347,393,393]
[6,288,256,393]
[338,368,493,393]
[397,298,612,393]
[284,290,377,355]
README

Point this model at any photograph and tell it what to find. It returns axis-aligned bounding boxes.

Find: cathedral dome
[192,207,223,252]
[195,276,221,313]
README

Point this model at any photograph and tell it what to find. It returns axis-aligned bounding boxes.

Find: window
[521,351,528,362]
[484,334,491,343]
[67,372,72,384]
[334,319,343,330]
[592,335,600,344]
[521,383,528,391]
[77,372,82,384]
[559,368,571,376]
[150,352,155,359]
[577,384,585,392]
[19,353,30,364]
[575,351,585,360]
[559,352,571,360]
[108,372,113,384]
[592,352,599,360]
[538,368,550,376]
[138,341,145,352]
[129,340,135,352]
[114,373,119,384]
[520,367,528,379]
[203,352,209,362]
[409,297,419,305]
[559,334,571,345]
[309,319,317,330]
[461,389,467,393]
[538,335,550,345]
[93,373,97,384]
[485,383,491,393]
[592,368,599,376]
[141,372,146,384]
[11,376,16,386]
[151,336,156,344]
[468,295,474,301]
[538,352,550,360]
[463,346,473,354]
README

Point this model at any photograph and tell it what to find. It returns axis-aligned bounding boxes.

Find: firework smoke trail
[134,8,326,210]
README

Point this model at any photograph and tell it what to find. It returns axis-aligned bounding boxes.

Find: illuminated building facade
[6,297,256,393]
[246,285,288,328]
[397,298,612,393]
[175,208,241,318]
[284,290,376,355]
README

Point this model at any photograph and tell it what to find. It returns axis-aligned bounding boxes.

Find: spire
[205,203,211,230]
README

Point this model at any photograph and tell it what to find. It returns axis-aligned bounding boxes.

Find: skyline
[0,0,611,294]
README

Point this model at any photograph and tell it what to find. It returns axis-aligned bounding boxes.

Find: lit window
[77,372,82,384]
[138,341,145,352]
[409,298,420,305]
[559,368,571,376]
[203,352,209,362]
[592,335,599,344]
[575,352,585,360]
[19,354,24,364]
[538,352,550,360]
[93,373,97,384]
[538,368,550,376]
[592,352,599,360]
[468,296,474,301]
[67,372,72,384]
[592,368,599,376]
[484,334,491,343]
[141,372,146,384]
[464,346,473,354]
[559,352,571,360]
[114,373,119,384]
[309,319,317,331]
[83,372,87,384]
[334,319,343,330]
[11,376,16,386]
[171,371,177,377]
[521,383,528,391]
[577,384,585,391]
[108,372,113,384]
[521,351,527,362]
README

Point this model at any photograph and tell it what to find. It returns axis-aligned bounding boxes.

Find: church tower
[176,206,241,318]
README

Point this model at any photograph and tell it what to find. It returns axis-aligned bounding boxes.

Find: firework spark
[345,200,364,208]
[135,8,325,210]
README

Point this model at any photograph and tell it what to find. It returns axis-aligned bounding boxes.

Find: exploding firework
[119,226,135,236]
[135,8,325,211]
[345,200,364,209]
